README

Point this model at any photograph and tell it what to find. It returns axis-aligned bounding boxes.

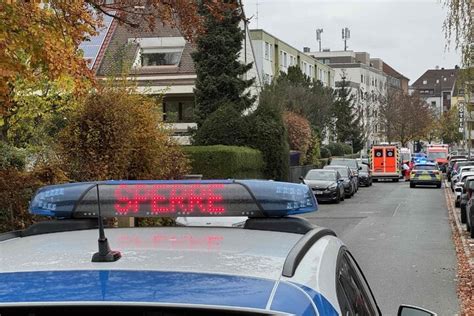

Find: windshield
[330,159,357,169]
[360,164,369,172]
[325,166,349,178]
[306,170,336,181]
[413,165,437,171]
[428,152,447,160]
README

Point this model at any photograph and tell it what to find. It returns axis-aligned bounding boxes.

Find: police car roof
[0,226,343,314]
[0,227,339,281]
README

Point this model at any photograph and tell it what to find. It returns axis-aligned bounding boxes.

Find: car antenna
[91,184,121,262]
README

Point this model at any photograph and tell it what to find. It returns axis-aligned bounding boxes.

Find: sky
[241,0,461,83]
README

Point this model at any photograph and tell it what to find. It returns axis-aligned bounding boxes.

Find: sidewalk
[444,181,473,315]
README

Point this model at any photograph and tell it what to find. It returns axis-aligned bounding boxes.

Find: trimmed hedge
[183,145,264,179]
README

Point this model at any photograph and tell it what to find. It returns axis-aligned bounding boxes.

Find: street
[301,181,459,315]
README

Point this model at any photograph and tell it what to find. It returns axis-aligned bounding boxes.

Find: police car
[0,180,436,316]
[409,162,442,188]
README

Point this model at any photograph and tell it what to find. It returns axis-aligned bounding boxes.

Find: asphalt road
[300,180,459,315]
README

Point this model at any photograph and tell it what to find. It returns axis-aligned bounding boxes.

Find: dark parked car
[323,165,356,198]
[301,169,345,203]
[465,180,474,238]
[459,176,474,224]
[358,163,373,186]
[329,158,361,191]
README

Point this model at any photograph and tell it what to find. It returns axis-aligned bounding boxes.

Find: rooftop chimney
[435,65,439,70]
[303,47,310,53]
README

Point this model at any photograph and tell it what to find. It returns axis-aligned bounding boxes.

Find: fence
[289,165,316,183]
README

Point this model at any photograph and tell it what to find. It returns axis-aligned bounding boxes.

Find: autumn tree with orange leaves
[0,0,233,142]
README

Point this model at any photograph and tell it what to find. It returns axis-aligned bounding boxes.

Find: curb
[443,180,473,315]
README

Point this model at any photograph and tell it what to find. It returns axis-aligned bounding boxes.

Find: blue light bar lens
[29,181,318,219]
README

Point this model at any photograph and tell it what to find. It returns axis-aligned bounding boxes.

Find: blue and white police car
[0,180,436,316]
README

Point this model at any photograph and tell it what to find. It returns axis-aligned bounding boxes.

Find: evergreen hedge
[183,145,264,179]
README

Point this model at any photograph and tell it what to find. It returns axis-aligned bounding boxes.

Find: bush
[192,104,251,146]
[326,142,352,157]
[320,146,332,159]
[304,133,321,164]
[0,141,26,171]
[248,96,289,180]
[58,87,190,181]
[0,165,69,233]
[183,145,264,179]
[283,111,312,159]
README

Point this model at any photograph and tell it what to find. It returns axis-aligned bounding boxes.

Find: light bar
[29,180,318,219]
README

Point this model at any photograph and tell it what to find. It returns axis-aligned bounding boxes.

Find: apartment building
[411,67,460,116]
[249,29,335,87]
[308,50,393,147]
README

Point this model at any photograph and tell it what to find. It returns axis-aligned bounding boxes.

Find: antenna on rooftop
[316,28,323,52]
[256,0,260,28]
[342,27,350,51]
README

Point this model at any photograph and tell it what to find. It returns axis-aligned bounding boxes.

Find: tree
[249,91,289,180]
[58,84,190,181]
[273,66,335,137]
[379,91,433,147]
[283,111,312,158]
[333,77,364,152]
[437,106,464,144]
[192,1,255,126]
[0,1,233,141]
[443,0,472,66]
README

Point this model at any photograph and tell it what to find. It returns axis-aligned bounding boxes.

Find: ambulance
[370,145,401,181]
[426,144,449,172]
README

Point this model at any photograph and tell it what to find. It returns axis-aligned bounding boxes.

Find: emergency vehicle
[426,144,449,172]
[0,180,437,316]
[370,145,401,181]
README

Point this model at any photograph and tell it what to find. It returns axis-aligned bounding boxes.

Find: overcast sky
[242,0,461,83]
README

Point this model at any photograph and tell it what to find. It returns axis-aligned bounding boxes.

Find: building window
[431,101,436,107]
[264,42,271,60]
[361,74,364,83]
[423,80,427,84]
[281,51,288,68]
[141,47,183,66]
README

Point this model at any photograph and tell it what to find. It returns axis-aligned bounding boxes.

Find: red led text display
[113,184,226,216]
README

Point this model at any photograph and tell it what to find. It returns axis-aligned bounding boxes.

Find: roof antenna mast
[91,184,121,263]
[256,0,259,28]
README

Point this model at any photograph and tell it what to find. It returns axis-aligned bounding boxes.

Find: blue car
[0,180,436,316]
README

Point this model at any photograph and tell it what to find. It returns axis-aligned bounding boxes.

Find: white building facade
[250,29,335,88]
[309,51,388,149]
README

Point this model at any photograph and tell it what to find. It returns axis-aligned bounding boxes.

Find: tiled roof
[383,62,409,81]
[411,68,459,90]
[96,20,196,78]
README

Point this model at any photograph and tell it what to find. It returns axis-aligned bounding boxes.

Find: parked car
[464,180,474,237]
[329,158,360,191]
[323,165,356,198]
[358,163,373,186]
[447,158,467,181]
[454,172,474,207]
[301,169,345,203]
[459,176,474,224]
[451,164,474,192]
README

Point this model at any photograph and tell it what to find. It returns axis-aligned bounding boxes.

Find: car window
[305,170,336,181]
[326,166,349,178]
[336,250,378,316]
[413,165,437,171]
[331,159,357,169]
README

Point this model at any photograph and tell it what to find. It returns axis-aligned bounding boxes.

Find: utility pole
[342,27,350,51]
[316,28,323,52]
